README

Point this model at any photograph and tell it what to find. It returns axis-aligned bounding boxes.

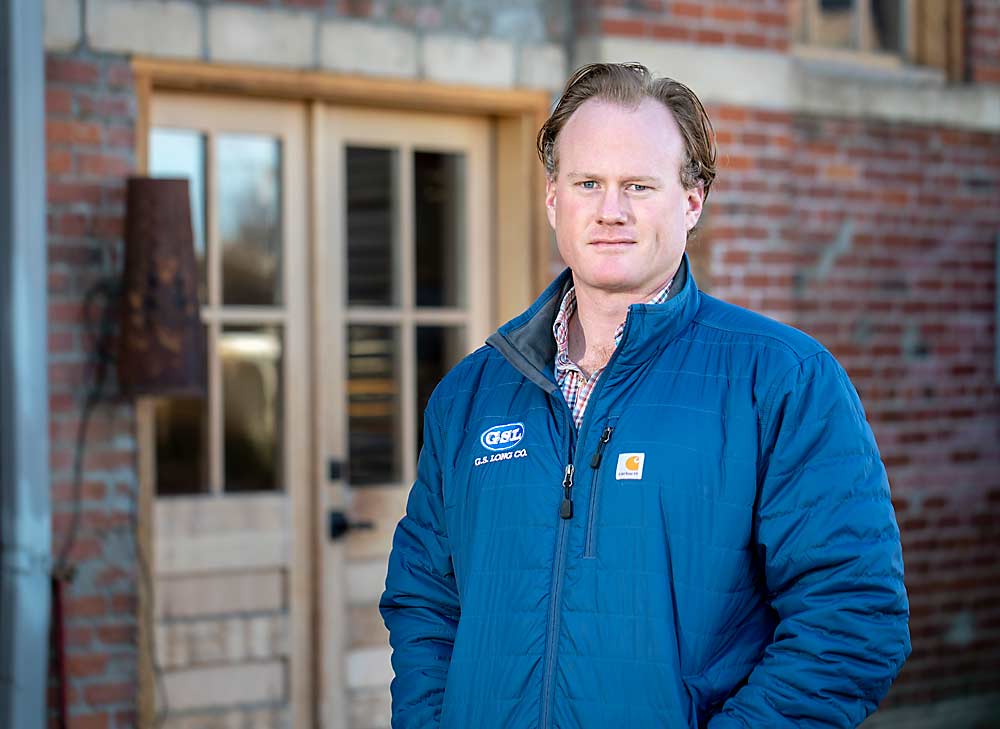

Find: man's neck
[567,273,675,377]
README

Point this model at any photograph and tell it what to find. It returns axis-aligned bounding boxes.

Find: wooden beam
[132,57,550,118]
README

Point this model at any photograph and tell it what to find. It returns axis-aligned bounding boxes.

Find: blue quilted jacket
[380,256,910,728]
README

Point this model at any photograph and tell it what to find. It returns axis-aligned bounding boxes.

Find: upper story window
[790,0,965,79]
[794,0,905,56]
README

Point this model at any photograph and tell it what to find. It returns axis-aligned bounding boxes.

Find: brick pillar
[46,50,140,729]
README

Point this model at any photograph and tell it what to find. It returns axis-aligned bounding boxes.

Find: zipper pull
[560,464,575,519]
[590,426,614,468]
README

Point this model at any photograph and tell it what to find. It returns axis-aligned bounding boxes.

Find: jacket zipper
[540,312,634,729]
[540,449,574,729]
[584,425,614,558]
[559,463,575,519]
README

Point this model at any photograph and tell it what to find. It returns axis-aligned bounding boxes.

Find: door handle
[327,510,374,541]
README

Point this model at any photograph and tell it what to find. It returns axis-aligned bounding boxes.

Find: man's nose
[597,188,629,224]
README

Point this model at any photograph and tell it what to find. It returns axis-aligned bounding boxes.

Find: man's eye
[629,184,649,192]
[580,180,597,189]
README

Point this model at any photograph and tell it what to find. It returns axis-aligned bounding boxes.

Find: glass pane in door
[149,128,208,304]
[218,134,284,307]
[416,326,466,453]
[348,325,401,485]
[154,395,209,496]
[347,147,398,307]
[415,151,466,308]
[221,325,284,492]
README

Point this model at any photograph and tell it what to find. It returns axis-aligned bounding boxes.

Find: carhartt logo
[480,423,525,452]
[616,453,645,480]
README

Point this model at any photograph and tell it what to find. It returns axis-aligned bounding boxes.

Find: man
[380,62,910,728]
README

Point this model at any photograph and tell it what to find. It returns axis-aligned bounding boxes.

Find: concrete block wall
[43,0,572,91]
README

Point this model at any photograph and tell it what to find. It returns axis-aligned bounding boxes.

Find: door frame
[133,58,551,729]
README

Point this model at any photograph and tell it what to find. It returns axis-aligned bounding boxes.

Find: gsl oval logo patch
[480,422,525,451]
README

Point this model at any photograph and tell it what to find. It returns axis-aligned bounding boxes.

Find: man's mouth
[590,239,636,246]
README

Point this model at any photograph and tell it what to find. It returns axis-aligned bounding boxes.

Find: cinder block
[86,0,201,59]
[45,0,81,52]
[519,43,568,92]
[345,646,392,690]
[320,20,418,78]
[208,5,316,68]
[421,34,515,87]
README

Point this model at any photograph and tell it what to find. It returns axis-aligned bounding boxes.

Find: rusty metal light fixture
[117,177,206,397]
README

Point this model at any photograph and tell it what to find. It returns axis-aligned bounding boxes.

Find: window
[791,0,964,78]
[148,104,304,496]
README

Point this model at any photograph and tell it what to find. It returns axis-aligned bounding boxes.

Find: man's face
[545,97,704,300]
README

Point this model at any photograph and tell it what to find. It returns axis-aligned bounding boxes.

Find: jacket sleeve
[709,352,911,729]
[379,402,460,728]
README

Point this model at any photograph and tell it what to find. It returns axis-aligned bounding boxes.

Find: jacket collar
[486,253,701,392]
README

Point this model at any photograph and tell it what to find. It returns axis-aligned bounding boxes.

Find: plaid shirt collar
[552,276,674,427]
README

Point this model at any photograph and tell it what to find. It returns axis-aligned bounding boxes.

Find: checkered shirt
[553,277,674,429]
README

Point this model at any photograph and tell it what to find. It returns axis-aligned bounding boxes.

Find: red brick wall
[46,50,140,729]
[578,0,789,50]
[705,105,1000,707]
[969,0,1000,84]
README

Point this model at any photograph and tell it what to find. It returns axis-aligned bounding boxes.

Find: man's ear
[545,175,558,230]
[684,184,704,232]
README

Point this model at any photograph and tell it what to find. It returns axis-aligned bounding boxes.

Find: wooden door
[315,107,492,729]
[147,94,312,729]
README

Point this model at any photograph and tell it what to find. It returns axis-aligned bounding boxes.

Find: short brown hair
[536,62,717,200]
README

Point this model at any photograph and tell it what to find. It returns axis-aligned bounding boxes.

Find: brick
[320,20,417,78]
[47,120,102,146]
[78,153,131,180]
[65,653,109,678]
[46,56,99,85]
[105,63,133,90]
[75,93,132,121]
[600,18,647,37]
[710,6,747,22]
[95,624,136,646]
[48,150,74,176]
[52,480,107,503]
[208,5,316,67]
[87,0,201,58]
[421,35,515,88]
[105,126,134,149]
[44,0,82,51]
[83,680,134,706]
[671,2,703,18]
[651,23,689,41]
[67,713,110,729]
[47,87,74,114]
[732,32,768,49]
[48,330,76,354]
[48,181,103,205]
[696,29,725,44]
